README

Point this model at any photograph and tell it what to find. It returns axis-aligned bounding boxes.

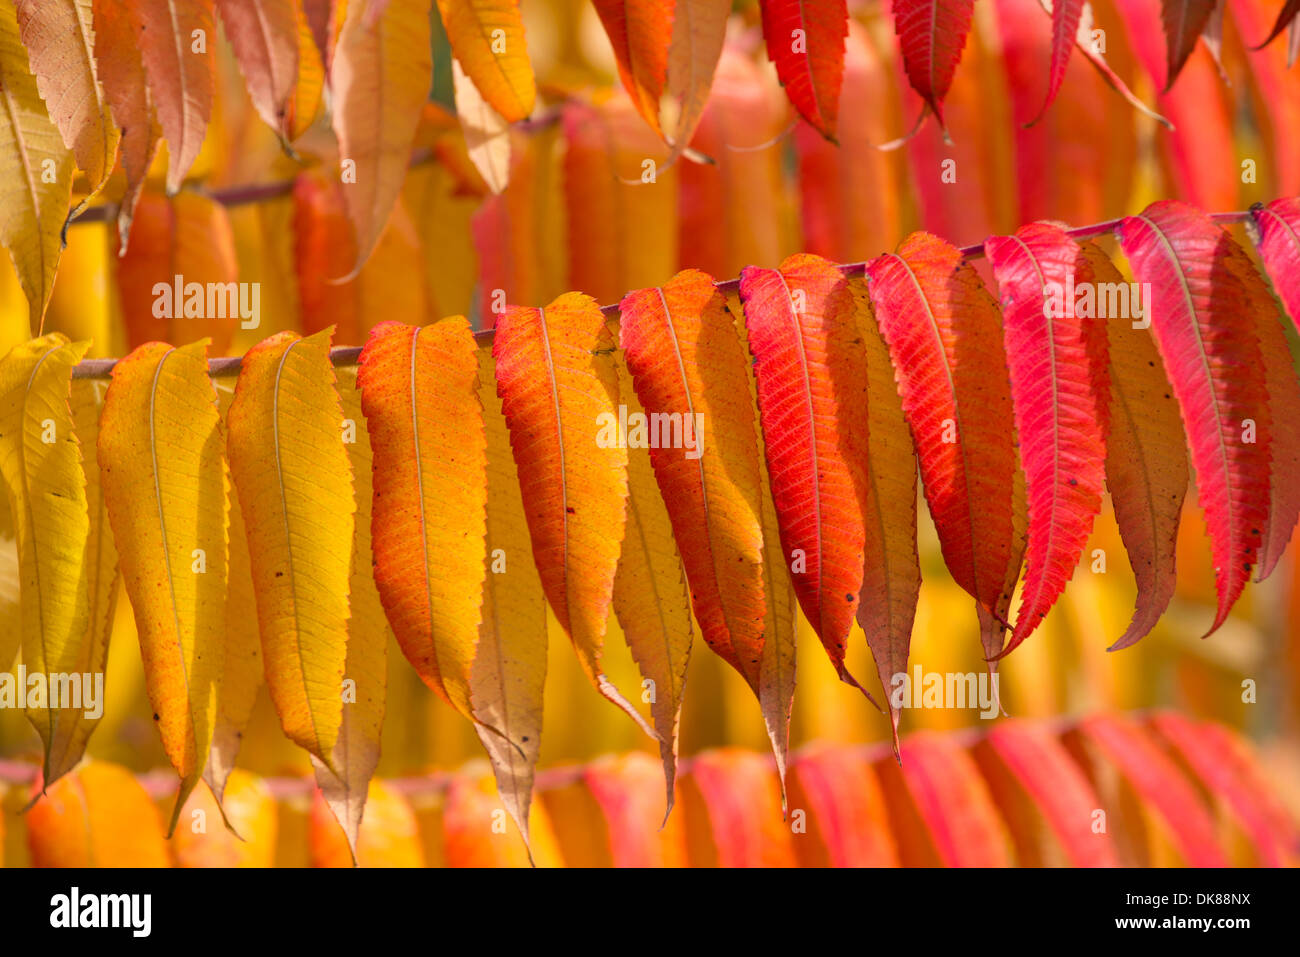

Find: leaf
[853,281,920,748]
[985,223,1108,654]
[1034,0,1085,121]
[0,0,74,331]
[1084,242,1188,650]
[681,749,795,867]
[1252,197,1300,333]
[436,0,534,123]
[310,778,425,867]
[865,233,1020,654]
[0,334,93,789]
[331,0,433,269]
[171,769,277,866]
[980,721,1119,866]
[738,253,874,695]
[206,384,261,804]
[134,0,216,193]
[284,0,324,138]
[576,753,689,866]
[1072,713,1227,866]
[471,352,546,858]
[98,339,225,835]
[91,0,161,250]
[1149,710,1300,866]
[14,0,120,191]
[114,190,241,354]
[1068,1,1172,129]
[356,319,487,727]
[215,0,300,137]
[892,731,1014,866]
[1116,200,1270,635]
[759,0,848,140]
[661,0,729,155]
[617,271,766,692]
[611,352,694,818]
[890,0,974,128]
[1214,230,1300,581]
[25,760,170,866]
[787,744,899,866]
[226,328,352,766]
[492,292,653,736]
[591,0,672,136]
[1251,0,1300,55]
[451,57,510,194]
[441,768,535,866]
[311,365,387,863]
[1160,0,1217,90]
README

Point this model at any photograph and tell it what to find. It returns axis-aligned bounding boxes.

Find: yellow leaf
[98,339,226,835]
[611,353,693,817]
[204,382,262,804]
[452,57,510,194]
[226,328,352,765]
[0,333,92,788]
[437,0,534,122]
[311,364,387,863]
[14,0,120,192]
[0,0,74,331]
[331,0,433,268]
[285,0,324,138]
[470,351,546,856]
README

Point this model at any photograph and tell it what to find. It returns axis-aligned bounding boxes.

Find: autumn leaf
[356,319,488,728]
[226,328,352,766]
[787,744,899,866]
[891,0,974,129]
[437,0,534,123]
[758,0,847,140]
[1084,242,1188,651]
[866,233,1020,658]
[1160,0,1217,91]
[331,0,433,269]
[312,365,388,863]
[591,0,672,136]
[0,335,93,790]
[14,0,119,193]
[681,749,795,867]
[661,0,729,156]
[492,292,653,737]
[471,352,547,858]
[985,223,1108,654]
[215,0,300,138]
[1035,0,1085,121]
[91,0,161,250]
[1116,200,1270,635]
[1252,196,1300,332]
[739,253,874,696]
[852,280,920,747]
[25,760,170,866]
[452,57,510,194]
[133,0,216,193]
[0,0,74,331]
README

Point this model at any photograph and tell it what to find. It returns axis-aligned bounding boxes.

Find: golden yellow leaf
[437,0,534,122]
[311,364,387,864]
[226,328,352,766]
[0,334,92,788]
[470,351,546,855]
[98,339,226,834]
[0,0,74,331]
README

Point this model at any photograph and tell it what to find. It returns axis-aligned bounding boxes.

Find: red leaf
[1116,200,1270,634]
[1074,713,1227,866]
[890,0,975,127]
[1159,0,1218,90]
[865,234,1020,657]
[590,0,672,135]
[759,0,849,140]
[1084,243,1188,650]
[985,223,1108,654]
[738,254,873,694]
[1038,0,1085,120]
[787,744,899,866]
[1252,197,1300,333]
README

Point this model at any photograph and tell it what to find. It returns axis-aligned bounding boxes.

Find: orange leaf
[26,761,170,866]
[216,0,300,137]
[591,0,672,135]
[437,0,535,123]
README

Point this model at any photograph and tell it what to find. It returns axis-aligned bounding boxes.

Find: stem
[67,208,1259,380]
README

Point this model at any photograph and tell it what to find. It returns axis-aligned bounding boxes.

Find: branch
[67,209,1256,381]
